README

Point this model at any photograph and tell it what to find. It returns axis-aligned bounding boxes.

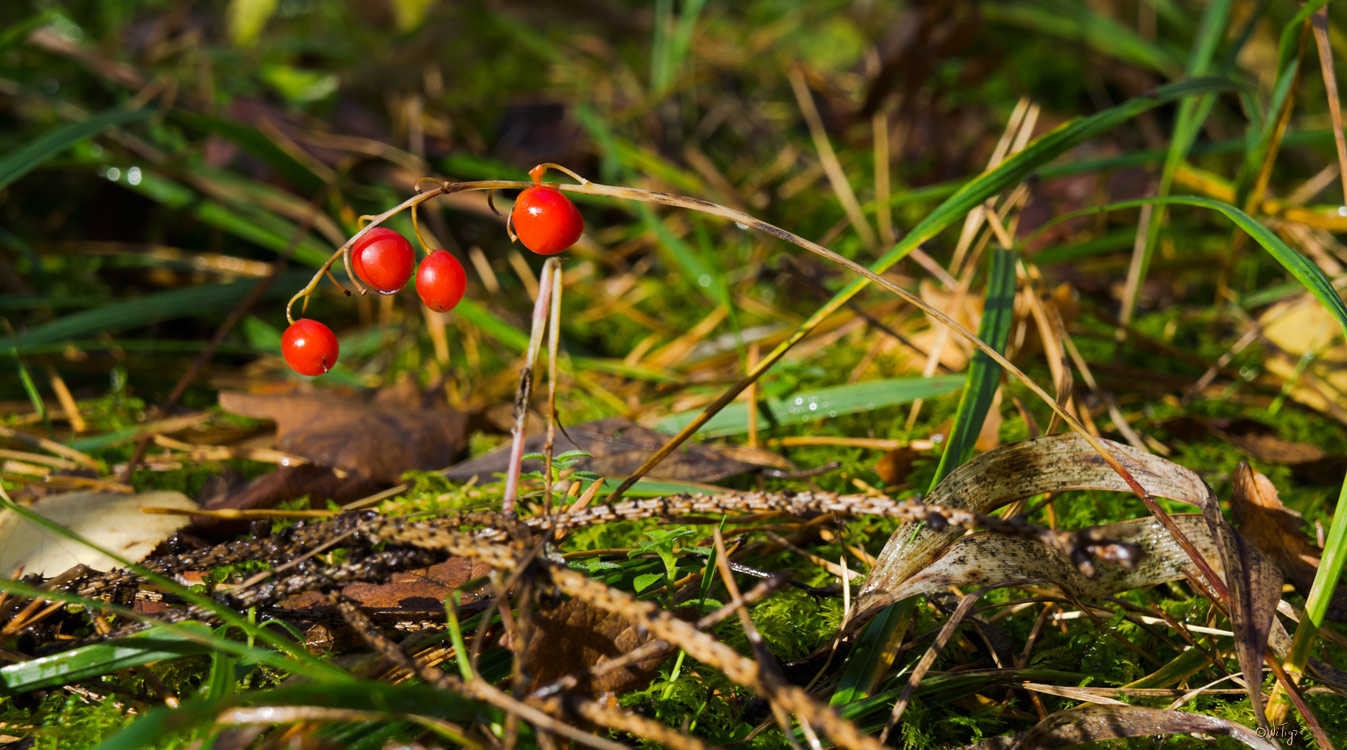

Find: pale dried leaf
[0,491,196,576]
[857,514,1224,621]
[860,433,1213,613]
[1260,292,1347,422]
[960,704,1279,749]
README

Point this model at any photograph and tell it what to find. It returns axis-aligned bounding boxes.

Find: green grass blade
[929,248,1017,485]
[653,375,965,438]
[0,625,213,694]
[0,579,330,683]
[170,112,325,194]
[1234,0,1328,206]
[0,272,314,354]
[983,2,1181,75]
[831,249,1016,706]
[1124,0,1232,323]
[97,682,479,750]
[0,108,152,191]
[124,169,332,266]
[830,598,913,706]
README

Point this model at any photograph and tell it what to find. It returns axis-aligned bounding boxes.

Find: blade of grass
[1233,0,1329,209]
[653,375,965,438]
[832,248,1016,705]
[0,578,331,683]
[0,107,152,190]
[982,1,1182,76]
[97,681,479,750]
[124,169,333,267]
[1121,0,1232,325]
[929,248,1017,481]
[0,271,314,354]
[0,624,213,694]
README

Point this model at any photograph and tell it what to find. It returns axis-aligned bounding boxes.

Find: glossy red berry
[350,228,415,293]
[348,227,398,283]
[511,186,583,255]
[415,250,467,312]
[282,319,339,376]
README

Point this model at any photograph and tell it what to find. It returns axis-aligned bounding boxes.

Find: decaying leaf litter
[3,2,1347,749]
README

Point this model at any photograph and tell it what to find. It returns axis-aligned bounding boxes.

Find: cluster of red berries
[282,176,585,376]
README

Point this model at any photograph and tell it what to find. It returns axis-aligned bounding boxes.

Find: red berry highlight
[350,228,414,293]
[511,186,583,256]
[415,250,467,312]
[282,319,339,376]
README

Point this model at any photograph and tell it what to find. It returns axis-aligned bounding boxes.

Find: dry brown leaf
[523,598,666,696]
[1201,495,1282,728]
[219,381,469,483]
[960,704,1278,750]
[191,465,384,538]
[0,491,197,575]
[1232,463,1346,621]
[443,417,756,484]
[276,558,493,614]
[875,445,925,485]
[1162,416,1341,483]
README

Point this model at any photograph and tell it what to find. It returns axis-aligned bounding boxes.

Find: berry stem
[501,256,560,515]
[410,200,433,256]
[529,163,590,186]
[285,185,448,324]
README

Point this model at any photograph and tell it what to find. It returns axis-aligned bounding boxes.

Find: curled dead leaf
[1231,462,1345,621]
[959,704,1278,750]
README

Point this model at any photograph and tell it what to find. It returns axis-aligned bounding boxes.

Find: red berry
[415,250,467,312]
[348,227,399,283]
[282,319,339,376]
[350,228,414,293]
[511,186,583,255]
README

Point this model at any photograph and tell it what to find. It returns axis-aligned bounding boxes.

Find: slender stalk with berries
[278,166,1185,584]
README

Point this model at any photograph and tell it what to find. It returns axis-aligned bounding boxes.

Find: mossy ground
[4,1,1347,747]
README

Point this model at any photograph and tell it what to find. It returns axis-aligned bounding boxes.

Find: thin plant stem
[502,257,559,515]
[543,263,563,515]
